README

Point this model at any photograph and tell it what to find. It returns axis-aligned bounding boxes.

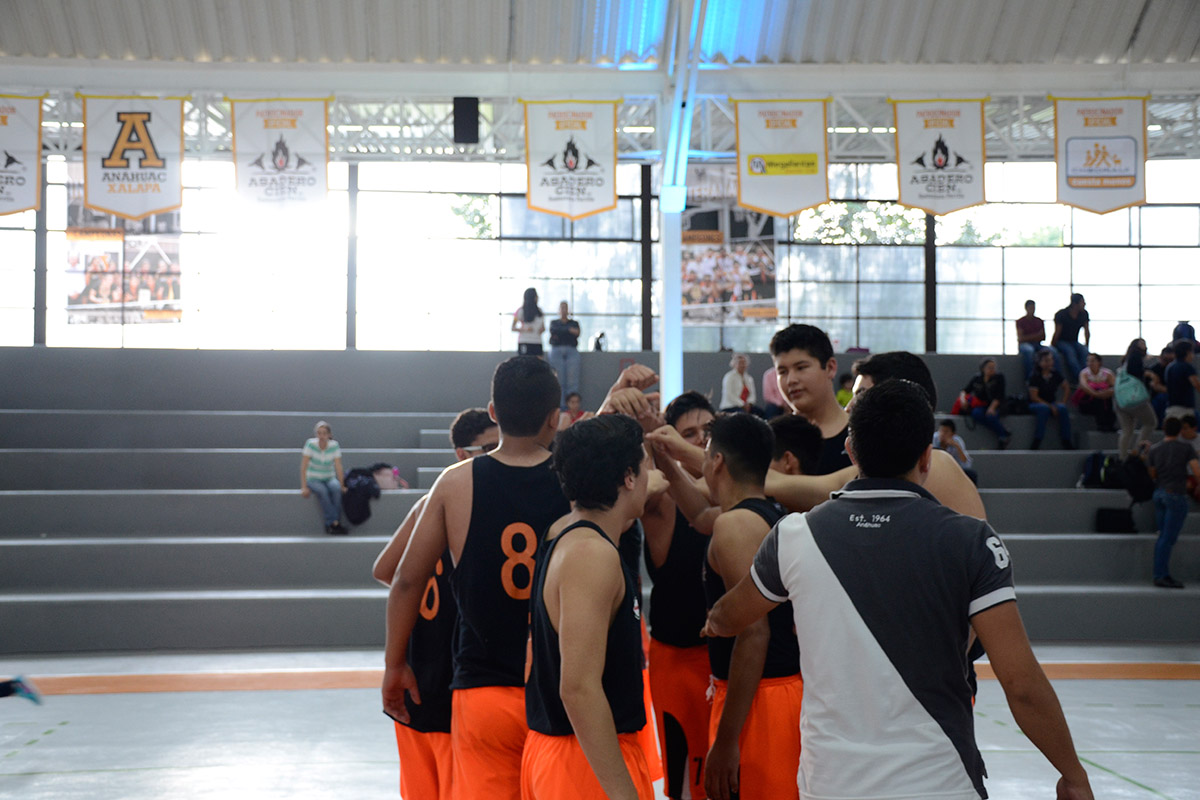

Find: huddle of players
[377,324,1094,800]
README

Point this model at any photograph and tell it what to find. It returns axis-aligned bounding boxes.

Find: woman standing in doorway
[512,287,545,356]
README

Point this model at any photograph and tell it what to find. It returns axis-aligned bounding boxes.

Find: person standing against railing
[548,301,581,409]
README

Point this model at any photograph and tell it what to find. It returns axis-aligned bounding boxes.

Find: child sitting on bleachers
[933,419,978,485]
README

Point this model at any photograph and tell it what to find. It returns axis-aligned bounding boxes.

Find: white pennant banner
[893,98,986,215]
[734,99,829,216]
[0,94,43,216]
[82,95,184,220]
[232,98,329,203]
[524,100,617,220]
[1054,96,1146,214]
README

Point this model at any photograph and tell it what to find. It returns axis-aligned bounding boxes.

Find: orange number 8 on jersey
[500,522,537,601]
[419,558,444,621]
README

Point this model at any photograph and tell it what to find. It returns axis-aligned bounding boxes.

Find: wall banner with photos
[893,98,986,215]
[733,98,829,217]
[82,94,184,220]
[682,164,778,329]
[0,93,44,216]
[1053,96,1147,214]
[231,97,330,204]
[523,99,618,220]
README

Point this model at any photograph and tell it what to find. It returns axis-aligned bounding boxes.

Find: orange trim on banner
[524,101,619,221]
[734,100,829,217]
[0,95,44,216]
[1053,97,1147,214]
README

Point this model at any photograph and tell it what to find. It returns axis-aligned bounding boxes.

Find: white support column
[659,207,684,404]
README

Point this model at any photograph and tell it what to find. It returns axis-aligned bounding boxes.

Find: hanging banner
[231,98,329,203]
[523,100,617,220]
[733,99,829,216]
[0,94,44,216]
[682,164,778,327]
[82,95,184,221]
[892,98,986,215]
[1053,96,1146,214]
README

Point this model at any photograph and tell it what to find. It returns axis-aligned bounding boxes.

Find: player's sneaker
[11,676,43,705]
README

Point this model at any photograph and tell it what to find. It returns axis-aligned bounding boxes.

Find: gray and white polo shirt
[750,478,1015,800]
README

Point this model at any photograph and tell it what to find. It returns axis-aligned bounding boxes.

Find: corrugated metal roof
[2,0,1197,67]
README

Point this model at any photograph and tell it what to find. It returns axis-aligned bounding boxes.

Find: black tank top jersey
[403,548,455,733]
[526,520,646,736]
[817,425,852,475]
[449,454,571,690]
[643,509,709,649]
[703,497,800,681]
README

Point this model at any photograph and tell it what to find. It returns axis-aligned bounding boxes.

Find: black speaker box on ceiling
[453,97,480,144]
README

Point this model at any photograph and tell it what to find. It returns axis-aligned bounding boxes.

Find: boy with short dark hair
[522,415,655,800]
[769,324,850,474]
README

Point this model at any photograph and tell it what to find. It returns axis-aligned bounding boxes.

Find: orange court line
[29,662,1200,696]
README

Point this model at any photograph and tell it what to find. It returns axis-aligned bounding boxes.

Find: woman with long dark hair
[1116,338,1157,458]
[512,287,545,356]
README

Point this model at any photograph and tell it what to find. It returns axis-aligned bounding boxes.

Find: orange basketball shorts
[708,674,803,800]
[520,729,655,800]
[451,685,528,800]
[393,722,452,800]
[648,639,712,799]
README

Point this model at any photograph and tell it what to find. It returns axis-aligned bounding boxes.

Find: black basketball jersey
[449,454,570,690]
[816,425,852,475]
[526,520,646,736]
[403,548,455,733]
[703,497,800,681]
[643,509,709,649]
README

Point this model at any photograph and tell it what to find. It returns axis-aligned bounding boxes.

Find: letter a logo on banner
[0,94,44,216]
[892,98,986,215]
[523,100,617,220]
[231,97,330,204]
[1053,96,1147,214]
[734,99,829,216]
[82,95,184,220]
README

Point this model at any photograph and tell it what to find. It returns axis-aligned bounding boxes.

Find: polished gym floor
[1,645,1197,800]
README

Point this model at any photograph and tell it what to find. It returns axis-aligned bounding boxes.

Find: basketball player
[372,408,498,800]
[522,415,656,800]
[704,380,1093,800]
[383,357,569,800]
[769,324,851,474]
[639,391,718,800]
[701,413,801,800]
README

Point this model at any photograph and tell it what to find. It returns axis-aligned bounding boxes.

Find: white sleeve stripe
[750,564,788,603]
[968,587,1017,617]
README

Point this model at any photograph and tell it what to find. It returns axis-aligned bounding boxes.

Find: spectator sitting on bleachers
[956,357,1012,449]
[835,372,854,408]
[1074,353,1117,432]
[1051,292,1090,385]
[1015,299,1056,378]
[1179,414,1200,502]
[762,363,787,419]
[1027,348,1074,450]
[300,420,346,534]
[1117,338,1159,460]
[719,352,761,415]
[933,418,978,485]
[1147,344,1174,424]
[1164,339,1200,420]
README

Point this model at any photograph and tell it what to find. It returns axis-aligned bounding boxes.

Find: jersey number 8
[501,523,538,600]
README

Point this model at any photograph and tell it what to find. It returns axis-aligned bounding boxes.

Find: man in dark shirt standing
[1164,339,1200,420]
[1051,293,1090,384]
[1146,417,1200,589]
[548,301,582,410]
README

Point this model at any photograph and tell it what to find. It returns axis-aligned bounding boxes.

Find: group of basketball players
[377,324,1095,800]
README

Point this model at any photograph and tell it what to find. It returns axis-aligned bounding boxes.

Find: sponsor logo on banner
[524,101,617,219]
[232,99,329,203]
[0,95,43,215]
[82,96,184,221]
[893,100,985,215]
[734,99,829,216]
[1053,97,1146,213]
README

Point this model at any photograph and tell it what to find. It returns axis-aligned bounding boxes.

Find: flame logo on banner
[251,136,311,173]
[542,137,600,173]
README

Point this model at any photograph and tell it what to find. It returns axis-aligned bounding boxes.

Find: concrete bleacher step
[0,536,392,592]
[0,448,455,490]
[0,410,458,449]
[1014,585,1200,642]
[0,489,423,536]
[980,488,1152,533]
[949,413,1099,452]
[420,428,451,448]
[1003,533,1200,584]
[0,589,388,654]
[971,451,1086,489]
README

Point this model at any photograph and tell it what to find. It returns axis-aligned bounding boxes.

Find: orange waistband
[711,674,801,689]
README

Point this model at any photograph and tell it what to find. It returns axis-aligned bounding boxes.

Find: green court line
[1080,756,1176,800]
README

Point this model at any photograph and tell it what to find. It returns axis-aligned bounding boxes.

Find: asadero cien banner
[893,98,986,215]
[0,94,44,216]
[231,98,329,204]
[523,100,618,220]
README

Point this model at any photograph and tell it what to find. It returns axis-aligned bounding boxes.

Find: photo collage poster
[681,164,778,327]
